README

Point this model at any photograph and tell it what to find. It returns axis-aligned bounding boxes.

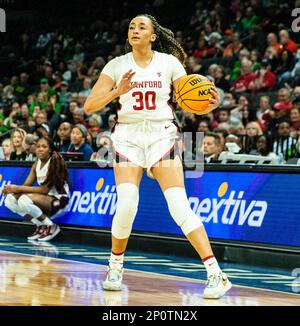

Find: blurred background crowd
[1,0,300,164]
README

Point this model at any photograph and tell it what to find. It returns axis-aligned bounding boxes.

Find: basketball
[175,74,214,115]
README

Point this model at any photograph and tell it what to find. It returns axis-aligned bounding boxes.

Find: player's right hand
[115,69,138,96]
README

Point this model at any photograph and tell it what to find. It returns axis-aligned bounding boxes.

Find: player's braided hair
[125,14,186,64]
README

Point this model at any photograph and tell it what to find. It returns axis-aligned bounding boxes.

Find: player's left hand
[208,85,221,110]
[2,185,20,195]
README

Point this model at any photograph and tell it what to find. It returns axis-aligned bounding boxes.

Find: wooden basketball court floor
[0,237,299,306]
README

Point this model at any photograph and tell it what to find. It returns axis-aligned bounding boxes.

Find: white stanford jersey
[101,51,186,123]
[36,158,70,199]
[36,158,50,186]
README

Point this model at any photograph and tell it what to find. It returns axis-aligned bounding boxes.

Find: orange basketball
[175,74,213,115]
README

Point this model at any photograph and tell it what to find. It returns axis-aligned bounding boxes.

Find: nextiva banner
[0,166,300,248]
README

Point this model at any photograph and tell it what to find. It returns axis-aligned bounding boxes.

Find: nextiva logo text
[189,182,268,227]
[0,174,11,205]
[67,178,117,215]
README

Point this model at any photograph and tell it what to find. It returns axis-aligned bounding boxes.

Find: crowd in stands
[1,0,300,165]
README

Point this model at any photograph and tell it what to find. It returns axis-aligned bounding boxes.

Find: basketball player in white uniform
[3,137,70,242]
[84,14,232,299]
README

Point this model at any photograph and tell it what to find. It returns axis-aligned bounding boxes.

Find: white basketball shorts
[111,119,181,177]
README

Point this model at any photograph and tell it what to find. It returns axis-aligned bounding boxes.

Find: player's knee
[164,187,203,235]
[112,183,139,239]
[5,194,19,213]
[18,194,42,219]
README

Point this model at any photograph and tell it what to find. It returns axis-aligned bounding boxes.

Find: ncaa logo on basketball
[198,88,210,96]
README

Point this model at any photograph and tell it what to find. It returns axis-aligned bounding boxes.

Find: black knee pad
[51,196,69,215]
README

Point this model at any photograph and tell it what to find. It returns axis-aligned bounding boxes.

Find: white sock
[203,256,222,276]
[109,252,124,269]
[41,217,54,226]
[31,218,43,226]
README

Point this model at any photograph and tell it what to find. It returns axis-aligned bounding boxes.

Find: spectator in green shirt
[241,7,259,33]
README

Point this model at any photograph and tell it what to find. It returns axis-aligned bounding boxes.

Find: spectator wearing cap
[38,78,56,101]
[58,81,72,111]
[68,124,93,161]
[264,102,292,137]
[57,122,72,152]
[248,58,276,93]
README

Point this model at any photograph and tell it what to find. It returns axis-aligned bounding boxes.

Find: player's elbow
[84,101,94,115]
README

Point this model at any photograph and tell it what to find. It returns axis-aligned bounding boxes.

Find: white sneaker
[203,272,232,299]
[102,266,123,291]
[27,226,44,240]
[38,224,61,242]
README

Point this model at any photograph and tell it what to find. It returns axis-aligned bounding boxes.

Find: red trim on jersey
[159,144,175,162]
[202,255,215,263]
[112,144,131,162]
